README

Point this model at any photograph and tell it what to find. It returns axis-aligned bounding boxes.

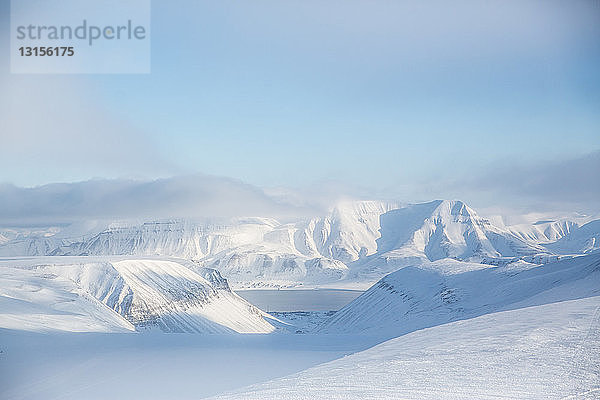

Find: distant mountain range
[1,199,598,288]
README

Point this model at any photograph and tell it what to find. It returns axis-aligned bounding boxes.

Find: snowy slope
[546,219,600,255]
[0,258,275,333]
[299,201,399,262]
[211,296,600,400]
[508,218,577,243]
[319,253,600,334]
[109,259,275,333]
[0,265,134,333]
[0,236,69,257]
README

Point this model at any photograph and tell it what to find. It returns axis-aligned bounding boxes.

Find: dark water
[235,289,364,312]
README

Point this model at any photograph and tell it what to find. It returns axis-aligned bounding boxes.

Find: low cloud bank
[0,175,316,225]
[1,151,598,226]
[454,151,600,214]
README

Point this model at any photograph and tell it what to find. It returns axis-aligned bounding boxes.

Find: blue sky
[1,0,599,213]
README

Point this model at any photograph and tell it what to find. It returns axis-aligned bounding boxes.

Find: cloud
[453,151,600,214]
[0,175,317,225]
[0,1,175,185]
[0,151,597,227]
[0,74,179,185]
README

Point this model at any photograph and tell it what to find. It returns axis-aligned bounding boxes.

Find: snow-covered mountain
[0,199,597,287]
[344,200,551,282]
[318,253,600,334]
[0,257,275,333]
[507,219,577,243]
[0,201,399,287]
[546,219,600,254]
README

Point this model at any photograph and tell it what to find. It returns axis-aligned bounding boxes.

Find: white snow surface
[211,296,600,400]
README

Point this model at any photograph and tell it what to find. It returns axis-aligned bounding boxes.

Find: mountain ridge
[0,257,276,333]
[1,199,597,288]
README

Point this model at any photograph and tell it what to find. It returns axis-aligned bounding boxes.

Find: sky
[0,0,599,220]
